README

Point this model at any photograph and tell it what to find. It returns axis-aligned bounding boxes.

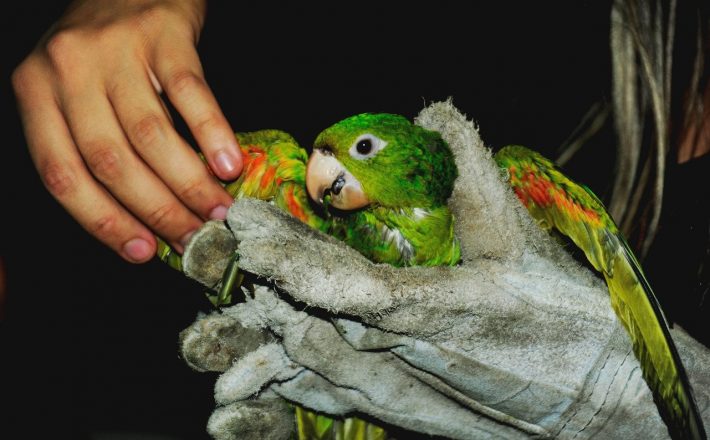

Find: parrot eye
[349,134,387,160]
[357,139,372,155]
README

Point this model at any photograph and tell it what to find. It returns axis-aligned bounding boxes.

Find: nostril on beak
[331,173,346,195]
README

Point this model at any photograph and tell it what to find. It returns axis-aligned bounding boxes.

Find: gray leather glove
[179,102,710,439]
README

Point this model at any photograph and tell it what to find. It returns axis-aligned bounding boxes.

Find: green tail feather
[607,240,706,440]
[295,407,387,440]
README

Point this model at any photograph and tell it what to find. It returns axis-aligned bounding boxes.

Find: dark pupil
[356,139,373,155]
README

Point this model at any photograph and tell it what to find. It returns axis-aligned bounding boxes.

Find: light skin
[12,1,709,265]
[11,0,243,263]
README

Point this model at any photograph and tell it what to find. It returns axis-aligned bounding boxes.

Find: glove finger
[228,198,441,319]
[273,356,537,440]
[414,101,553,263]
[180,309,275,372]
[207,397,294,440]
[334,318,409,350]
[182,219,238,287]
[215,342,303,406]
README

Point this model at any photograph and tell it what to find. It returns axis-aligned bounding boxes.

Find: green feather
[314,113,457,209]
[294,114,460,439]
[158,114,461,439]
[495,145,706,440]
[314,113,460,268]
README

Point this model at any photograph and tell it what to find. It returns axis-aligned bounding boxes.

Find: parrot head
[306,113,457,211]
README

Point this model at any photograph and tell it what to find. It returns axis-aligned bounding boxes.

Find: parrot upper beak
[306,148,370,210]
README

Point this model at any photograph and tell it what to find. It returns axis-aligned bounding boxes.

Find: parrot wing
[159,128,388,439]
[157,129,327,269]
[232,132,386,440]
[229,129,328,231]
[495,145,706,440]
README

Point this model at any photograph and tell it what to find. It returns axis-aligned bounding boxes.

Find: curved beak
[306,149,370,210]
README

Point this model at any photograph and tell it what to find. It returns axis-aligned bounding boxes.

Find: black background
[0,1,615,438]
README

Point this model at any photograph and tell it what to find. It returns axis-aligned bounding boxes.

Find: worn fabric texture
[179,101,710,439]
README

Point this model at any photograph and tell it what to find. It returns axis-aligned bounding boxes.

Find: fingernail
[180,230,196,248]
[209,205,229,220]
[215,150,236,175]
[123,238,153,262]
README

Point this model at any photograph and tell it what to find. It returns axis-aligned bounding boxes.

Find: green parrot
[159,113,460,440]
[159,113,704,439]
[495,145,705,440]
[307,118,705,439]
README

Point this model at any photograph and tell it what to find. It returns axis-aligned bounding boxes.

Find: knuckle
[136,4,170,26]
[87,24,128,50]
[177,177,207,202]
[40,161,77,199]
[192,113,221,138]
[166,69,203,95]
[129,114,166,149]
[44,30,81,67]
[11,61,36,95]
[134,3,197,36]
[85,143,123,182]
[42,27,120,77]
[89,214,119,238]
[146,203,181,231]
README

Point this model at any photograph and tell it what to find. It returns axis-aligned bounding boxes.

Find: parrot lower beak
[306,149,370,210]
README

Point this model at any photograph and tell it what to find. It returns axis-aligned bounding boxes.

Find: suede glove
[178,102,710,440]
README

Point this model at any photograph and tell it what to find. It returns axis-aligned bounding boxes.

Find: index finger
[152,41,243,182]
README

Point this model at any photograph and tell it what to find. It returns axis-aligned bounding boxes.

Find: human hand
[12,0,242,263]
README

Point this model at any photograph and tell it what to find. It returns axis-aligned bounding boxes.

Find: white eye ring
[349,134,387,160]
